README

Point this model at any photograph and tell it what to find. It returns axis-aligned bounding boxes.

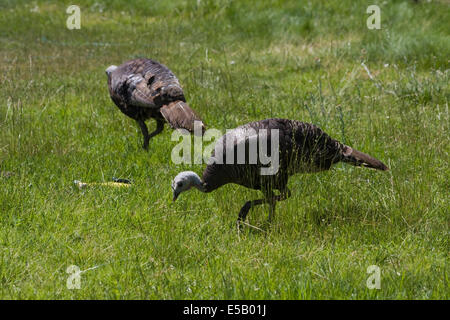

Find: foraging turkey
[172,118,388,224]
[106,58,205,149]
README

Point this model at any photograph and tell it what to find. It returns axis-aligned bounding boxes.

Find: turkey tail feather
[160,101,205,135]
[341,146,389,171]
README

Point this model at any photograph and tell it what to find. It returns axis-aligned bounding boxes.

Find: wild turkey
[106,58,205,149]
[171,118,388,224]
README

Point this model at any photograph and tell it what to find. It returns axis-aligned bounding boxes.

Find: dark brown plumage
[172,118,389,224]
[106,58,205,149]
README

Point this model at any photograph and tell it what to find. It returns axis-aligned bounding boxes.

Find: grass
[0,0,448,299]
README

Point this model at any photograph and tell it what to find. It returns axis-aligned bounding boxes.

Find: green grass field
[0,0,448,299]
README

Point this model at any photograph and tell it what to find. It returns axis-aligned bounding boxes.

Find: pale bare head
[105,65,117,77]
[171,171,204,201]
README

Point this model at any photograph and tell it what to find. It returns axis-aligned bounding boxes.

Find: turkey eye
[177,182,183,187]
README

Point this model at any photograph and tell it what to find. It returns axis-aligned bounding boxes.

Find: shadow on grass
[307,203,383,227]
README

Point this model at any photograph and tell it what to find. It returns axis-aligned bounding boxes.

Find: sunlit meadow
[0,0,448,299]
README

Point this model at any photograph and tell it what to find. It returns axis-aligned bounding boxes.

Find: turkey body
[107,58,205,149]
[202,119,348,193]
